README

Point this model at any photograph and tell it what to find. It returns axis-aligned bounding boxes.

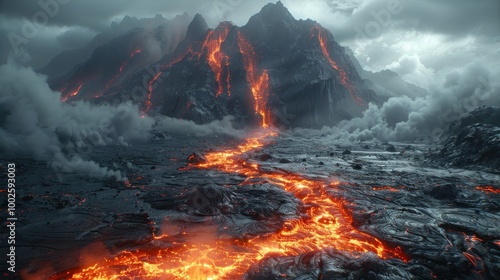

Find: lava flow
[61,31,405,280]
[312,26,364,106]
[105,49,142,90]
[200,23,232,97]
[143,47,192,113]
[237,31,271,127]
[61,84,83,102]
[63,127,406,280]
[61,30,406,280]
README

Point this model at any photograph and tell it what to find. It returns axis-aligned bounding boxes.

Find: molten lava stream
[143,48,191,114]
[61,84,83,102]
[104,49,142,91]
[200,23,232,97]
[64,31,404,280]
[237,32,271,128]
[65,128,406,280]
[312,26,364,106]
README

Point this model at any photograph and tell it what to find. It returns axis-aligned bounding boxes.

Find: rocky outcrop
[433,107,500,171]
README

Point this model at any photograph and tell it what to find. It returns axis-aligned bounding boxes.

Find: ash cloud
[0,61,243,180]
[0,61,154,180]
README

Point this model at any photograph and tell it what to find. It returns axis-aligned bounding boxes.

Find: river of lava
[237,32,271,128]
[200,23,232,97]
[312,26,364,106]
[64,128,406,280]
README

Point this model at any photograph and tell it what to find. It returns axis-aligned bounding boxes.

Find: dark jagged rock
[386,145,397,152]
[187,152,208,164]
[143,184,301,238]
[245,249,431,280]
[57,2,376,128]
[40,13,190,79]
[342,149,352,155]
[352,163,362,170]
[279,158,292,163]
[424,184,459,200]
[259,153,273,161]
[185,13,209,40]
[432,107,500,171]
[50,18,189,101]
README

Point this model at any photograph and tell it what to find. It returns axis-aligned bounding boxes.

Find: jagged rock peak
[186,13,209,40]
[248,1,296,25]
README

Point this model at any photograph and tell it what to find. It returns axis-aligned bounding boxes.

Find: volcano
[6,1,499,280]
[53,1,375,128]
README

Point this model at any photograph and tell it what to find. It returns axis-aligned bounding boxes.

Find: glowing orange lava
[61,84,83,102]
[64,127,406,280]
[105,49,142,90]
[143,47,192,113]
[237,32,271,127]
[312,26,364,106]
[61,30,406,280]
[200,23,232,97]
[475,186,500,194]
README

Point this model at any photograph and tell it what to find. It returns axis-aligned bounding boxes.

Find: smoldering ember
[0,1,499,279]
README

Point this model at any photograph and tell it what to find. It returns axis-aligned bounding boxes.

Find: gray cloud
[0,61,243,180]
[291,61,499,144]
[1,0,499,71]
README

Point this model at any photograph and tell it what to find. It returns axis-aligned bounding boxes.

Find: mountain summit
[52,2,376,128]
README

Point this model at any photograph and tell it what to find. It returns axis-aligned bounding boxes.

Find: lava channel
[61,84,83,102]
[62,128,406,280]
[312,26,364,106]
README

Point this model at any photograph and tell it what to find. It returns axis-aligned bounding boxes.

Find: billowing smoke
[291,61,499,145]
[0,62,155,180]
[0,62,243,180]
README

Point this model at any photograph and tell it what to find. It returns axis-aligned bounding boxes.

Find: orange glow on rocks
[200,23,232,97]
[312,26,364,106]
[475,186,500,194]
[61,84,83,102]
[105,49,142,91]
[237,32,271,128]
[65,128,406,279]
[143,47,192,114]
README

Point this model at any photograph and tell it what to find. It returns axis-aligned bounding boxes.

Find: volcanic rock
[386,145,397,152]
[424,184,459,200]
[187,152,208,164]
[57,2,376,128]
[352,163,363,170]
[279,158,292,163]
[259,154,273,161]
[433,107,500,171]
[342,149,352,155]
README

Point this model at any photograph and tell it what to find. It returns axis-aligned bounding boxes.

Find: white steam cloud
[292,61,499,145]
[0,62,243,180]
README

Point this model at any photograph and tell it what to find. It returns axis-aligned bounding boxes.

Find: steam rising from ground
[0,62,242,180]
[292,62,499,145]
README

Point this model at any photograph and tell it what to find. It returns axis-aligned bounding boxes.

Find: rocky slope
[433,106,500,171]
[56,1,377,129]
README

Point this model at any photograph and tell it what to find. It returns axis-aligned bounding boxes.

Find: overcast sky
[1,0,499,89]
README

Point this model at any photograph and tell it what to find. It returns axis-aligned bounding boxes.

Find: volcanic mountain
[53,1,377,128]
[50,15,190,102]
